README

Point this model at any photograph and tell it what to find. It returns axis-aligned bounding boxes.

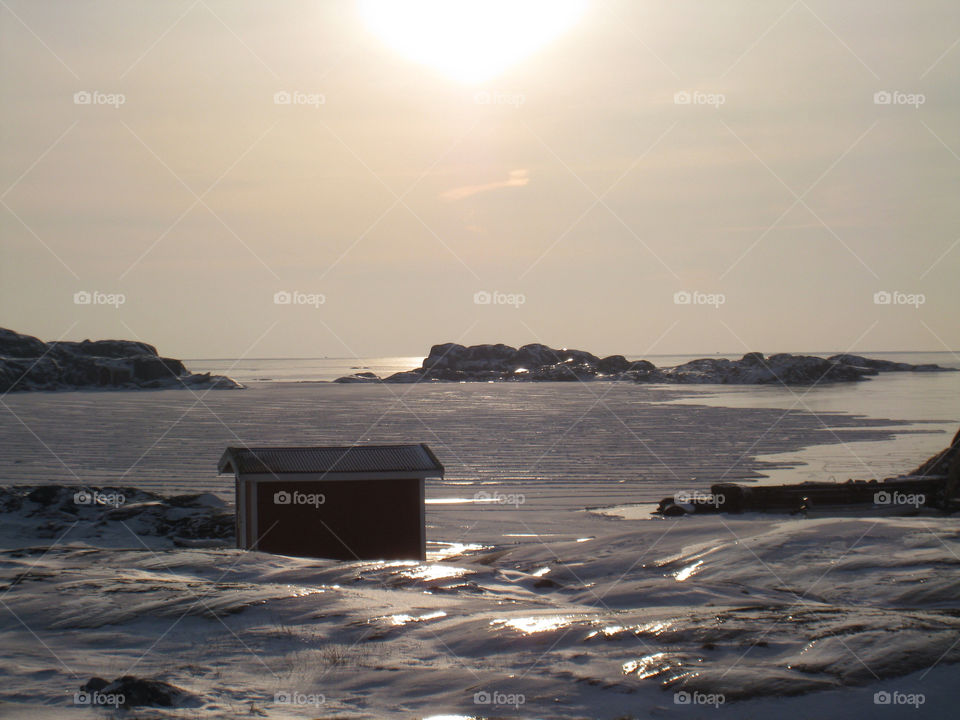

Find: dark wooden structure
[219,444,444,561]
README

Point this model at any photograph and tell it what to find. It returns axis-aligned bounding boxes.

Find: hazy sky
[2,0,958,359]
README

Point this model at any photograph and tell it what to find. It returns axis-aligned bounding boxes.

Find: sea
[2,351,956,514]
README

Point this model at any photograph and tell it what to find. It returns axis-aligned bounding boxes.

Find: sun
[359,0,588,84]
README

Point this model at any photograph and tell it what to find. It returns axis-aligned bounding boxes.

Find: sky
[1,0,959,360]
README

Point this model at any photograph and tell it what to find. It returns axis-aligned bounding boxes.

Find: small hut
[219,444,444,561]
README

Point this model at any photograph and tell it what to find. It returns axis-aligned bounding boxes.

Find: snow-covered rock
[333,371,382,383]
[0,327,242,392]
[378,344,950,385]
[829,353,956,373]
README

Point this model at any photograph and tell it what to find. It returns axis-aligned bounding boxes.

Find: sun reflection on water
[491,615,573,634]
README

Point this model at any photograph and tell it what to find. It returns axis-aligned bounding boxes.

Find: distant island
[3,329,953,392]
[0,328,241,392]
[335,342,956,386]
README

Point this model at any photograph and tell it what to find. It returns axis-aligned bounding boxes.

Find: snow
[0,379,958,717]
[1,502,958,718]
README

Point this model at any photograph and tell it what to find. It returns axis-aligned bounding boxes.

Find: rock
[0,327,241,392]
[598,355,631,374]
[2,485,235,543]
[377,343,954,386]
[81,677,110,693]
[625,359,658,379]
[383,370,429,383]
[51,338,158,359]
[828,353,956,373]
[81,675,197,708]
[131,356,187,381]
[661,354,874,385]
[530,360,598,381]
[516,343,558,368]
[0,328,48,357]
[26,486,61,506]
[334,372,382,383]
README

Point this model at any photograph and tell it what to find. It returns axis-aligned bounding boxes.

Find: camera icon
[675,491,691,503]
[873,290,891,305]
[473,691,491,704]
[674,690,691,704]
[73,290,92,305]
[274,91,291,105]
[473,490,492,502]
[673,290,692,305]
[474,290,492,305]
[274,290,292,305]
[274,691,292,704]
[74,490,93,505]
[473,90,492,105]
[873,91,892,105]
[874,691,891,704]
[73,691,91,705]
[73,91,92,105]
[674,91,691,105]
[274,491,292,505]
[874,491,891,505]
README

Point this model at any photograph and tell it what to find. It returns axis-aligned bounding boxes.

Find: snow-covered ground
[1,498,957,719]
[0,377,958,718]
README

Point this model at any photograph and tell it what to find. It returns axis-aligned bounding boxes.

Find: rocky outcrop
[333,371,382,384]
[0,328,242,392]
[80,675,199,708]
[0,485,235,545]
[369,343,661,384]
[330,343,955,386]
[659,353,874,384]
[658,424,960,515]
[828,353,950,373]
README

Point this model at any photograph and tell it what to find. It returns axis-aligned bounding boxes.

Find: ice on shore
[1,488,958,718]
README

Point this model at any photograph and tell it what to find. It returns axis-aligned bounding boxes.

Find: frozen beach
[1,368,958,718]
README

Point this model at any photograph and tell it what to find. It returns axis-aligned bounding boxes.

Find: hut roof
[218,444,444,476]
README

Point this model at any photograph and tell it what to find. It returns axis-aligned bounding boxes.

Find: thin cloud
[440,168,530,201]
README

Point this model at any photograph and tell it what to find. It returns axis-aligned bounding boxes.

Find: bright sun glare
[359,0,589,84]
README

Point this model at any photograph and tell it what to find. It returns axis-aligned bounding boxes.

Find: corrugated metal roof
[218,444,444,476]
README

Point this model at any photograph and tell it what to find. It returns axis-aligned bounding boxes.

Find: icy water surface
[1,380,951,541]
